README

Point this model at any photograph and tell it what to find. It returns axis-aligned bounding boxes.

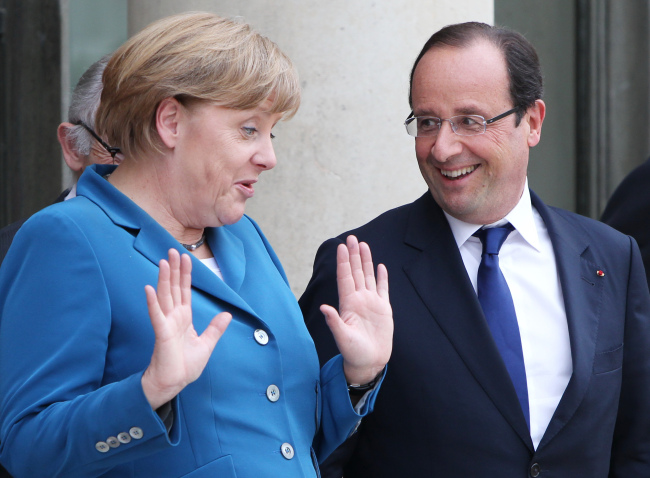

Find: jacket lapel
[79,164,258,319]
[403,193,534,449]
[531,192,603,449]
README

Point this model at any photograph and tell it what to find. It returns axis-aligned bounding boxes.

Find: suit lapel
[531,192,603,448]
[132,224,257,316]
[403,194,534,449]
[79,164,258,319]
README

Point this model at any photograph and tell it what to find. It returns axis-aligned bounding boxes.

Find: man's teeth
[441,165,477,178]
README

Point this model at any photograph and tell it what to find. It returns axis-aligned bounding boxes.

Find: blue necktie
[474,224,529,429]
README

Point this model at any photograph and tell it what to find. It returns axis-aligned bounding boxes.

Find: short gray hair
[66,55,110,156]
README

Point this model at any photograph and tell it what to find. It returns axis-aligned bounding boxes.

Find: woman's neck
[107,155,206,247]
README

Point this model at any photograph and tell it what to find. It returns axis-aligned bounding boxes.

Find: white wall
[128,0,493,296]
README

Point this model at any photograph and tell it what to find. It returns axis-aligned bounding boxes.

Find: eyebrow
[412,105,486,118]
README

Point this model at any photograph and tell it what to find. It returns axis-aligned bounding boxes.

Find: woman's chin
[217,210,246,227]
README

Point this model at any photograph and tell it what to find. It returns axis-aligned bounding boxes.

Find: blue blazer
[0,164,380,478]
[301,191,650,477]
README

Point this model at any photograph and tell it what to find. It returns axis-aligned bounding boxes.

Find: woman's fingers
[145,284,164,334]
[180,252,193,306]
[201,312,232,351]
[338,236,381,296]
[359,241,377,291]
[376,263,389,299]
[154,249,193,314]
[346,235,365,291]
[156,258,173,313]
[168,249,182,306]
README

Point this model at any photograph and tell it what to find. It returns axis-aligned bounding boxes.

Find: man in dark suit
[300,22,650,477]
[0,56,118,266]
[601,157,650,287]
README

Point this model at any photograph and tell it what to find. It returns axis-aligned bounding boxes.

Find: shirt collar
[64,182,78,200]
[443,178,541,252]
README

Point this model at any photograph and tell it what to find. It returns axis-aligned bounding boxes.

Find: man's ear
[58,122,87,174]
[156,97,182,149]
[526,99,545,148]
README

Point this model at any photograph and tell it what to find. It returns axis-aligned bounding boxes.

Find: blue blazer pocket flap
[593,344,623,375]
[181,455,236,477]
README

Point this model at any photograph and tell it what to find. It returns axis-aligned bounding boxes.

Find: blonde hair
[96,12,300,159]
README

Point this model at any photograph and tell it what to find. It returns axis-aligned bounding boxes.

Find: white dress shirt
[64,183,77,200]
[444,180,572,449]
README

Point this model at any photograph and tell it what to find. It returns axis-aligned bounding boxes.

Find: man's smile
[439,164,478,180]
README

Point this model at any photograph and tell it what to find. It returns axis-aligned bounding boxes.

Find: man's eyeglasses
[75,121,122,160]
[404,107,519,138]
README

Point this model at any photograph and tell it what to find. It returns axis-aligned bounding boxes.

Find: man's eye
[418,117,439,131]
[458,116,479,126]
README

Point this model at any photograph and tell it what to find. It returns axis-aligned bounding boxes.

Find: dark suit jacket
[0,189,70,267]
[601,157,650,287]
[300,191,650,477]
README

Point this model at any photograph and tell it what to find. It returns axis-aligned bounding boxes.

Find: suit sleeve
[601,160,650,288]
[609,236,650,476]
[0,211,176,478]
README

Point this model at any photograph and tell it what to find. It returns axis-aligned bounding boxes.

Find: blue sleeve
[0,211,177,477]
[314,354,384,463]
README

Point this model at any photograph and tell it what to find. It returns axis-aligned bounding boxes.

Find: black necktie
[474,224,529,428]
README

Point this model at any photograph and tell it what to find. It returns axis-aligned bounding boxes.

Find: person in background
[0,55,120,265]
[301,21,650,477]
[601,157,650,288]
[0,12,393,478]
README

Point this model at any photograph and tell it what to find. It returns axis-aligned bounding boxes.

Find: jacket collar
[77,164,257,317]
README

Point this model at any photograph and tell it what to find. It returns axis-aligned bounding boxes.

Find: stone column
[128,0,494,295]
[0,0,61,227]
[576,0,650,217]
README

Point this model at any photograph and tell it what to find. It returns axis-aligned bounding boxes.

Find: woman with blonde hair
[0,12,392,477]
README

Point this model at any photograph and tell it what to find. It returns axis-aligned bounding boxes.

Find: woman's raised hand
[320,235,393,386]
[141,249,231,410]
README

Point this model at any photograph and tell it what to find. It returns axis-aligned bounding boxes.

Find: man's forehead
[411,41,510,113]
[415,41,506,78]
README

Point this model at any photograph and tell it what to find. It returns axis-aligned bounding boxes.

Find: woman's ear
[58,122,88,175]
[156,97,182,149]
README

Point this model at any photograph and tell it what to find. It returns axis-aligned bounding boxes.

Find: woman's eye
[242,126,257,136]
[270,132,276,139]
